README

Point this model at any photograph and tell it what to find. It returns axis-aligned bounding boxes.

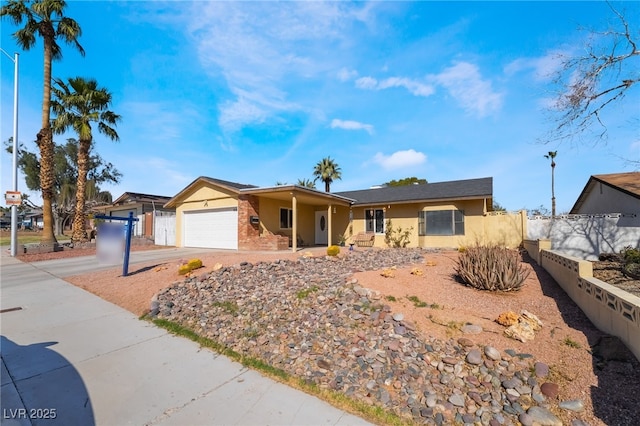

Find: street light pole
[2,49,19,256]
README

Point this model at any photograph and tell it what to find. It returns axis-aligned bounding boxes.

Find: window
[365,209,385,233]
[280,208,293,229]
[418,210,464,236]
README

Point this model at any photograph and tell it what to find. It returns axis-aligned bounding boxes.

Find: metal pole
[3,51,20,257]
[122,212,134,276]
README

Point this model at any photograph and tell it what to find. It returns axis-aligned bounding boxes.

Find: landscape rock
[150,248,579,425]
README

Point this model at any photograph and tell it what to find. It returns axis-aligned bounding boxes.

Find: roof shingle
[335,177,492,205]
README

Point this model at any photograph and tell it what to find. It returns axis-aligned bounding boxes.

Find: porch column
[292,194,298,252]
[327,204,332,247]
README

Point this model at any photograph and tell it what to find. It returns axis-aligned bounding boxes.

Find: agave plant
[456,246,530,291]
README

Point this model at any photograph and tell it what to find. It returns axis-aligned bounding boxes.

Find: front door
[315,211,328,245]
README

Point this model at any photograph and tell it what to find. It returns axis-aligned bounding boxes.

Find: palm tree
[51,76,120,242]
[1,0,84,244]
[297,178,316,189]
[312,157,342,193]
[544,151,557,216]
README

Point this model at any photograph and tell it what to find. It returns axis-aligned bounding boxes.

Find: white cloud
[372,149,427,170]
[355,76,378,90]
[355,76,434,97]
[429,62,503,117]
[337,67,358,82]
[504,51,565,82]
[330,119,373,134]
[182,2,375,132]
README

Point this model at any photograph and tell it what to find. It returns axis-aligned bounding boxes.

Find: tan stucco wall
[173,185,239,247]
[257,197,316,246]
[257,198,351,247]
[350,201,524,249]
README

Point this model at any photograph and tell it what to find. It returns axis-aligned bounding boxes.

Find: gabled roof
[112,192,172,206]
[199,176,258,191]
[164,176,258,208]
[335,177,493,205]
[570,172,640,213]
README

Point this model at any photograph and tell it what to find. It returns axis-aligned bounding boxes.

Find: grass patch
[148,317,413,426]
[0,233,68,246]
[212,301,239,315]
[385,295,397,302]
[563,337,582,349]
[407,295,428,308]
[429,303,442,310]
[296,285,319,299]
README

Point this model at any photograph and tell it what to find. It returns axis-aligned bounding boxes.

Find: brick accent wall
[238,195,259,249]
[238,195,291,250]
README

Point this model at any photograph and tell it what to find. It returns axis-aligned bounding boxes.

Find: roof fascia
[241,185,355,205]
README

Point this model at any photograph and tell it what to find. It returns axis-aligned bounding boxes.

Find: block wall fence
[524,239,640,361]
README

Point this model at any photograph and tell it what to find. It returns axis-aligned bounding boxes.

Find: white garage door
[183,208,238,249]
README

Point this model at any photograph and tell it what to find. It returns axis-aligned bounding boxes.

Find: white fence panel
[527,214,640,260]
[154,212,176,246]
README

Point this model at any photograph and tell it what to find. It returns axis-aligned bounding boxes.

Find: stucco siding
[349,200,523,249]
[577,182,638,214]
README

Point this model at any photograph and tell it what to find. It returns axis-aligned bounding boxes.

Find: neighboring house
[570,172,640,214]
[527,172,640,260]
[165,176,525,251]
[94,192,174,238]
[23,209,43,230]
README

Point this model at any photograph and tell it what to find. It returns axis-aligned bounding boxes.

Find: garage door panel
[183,208,237,249]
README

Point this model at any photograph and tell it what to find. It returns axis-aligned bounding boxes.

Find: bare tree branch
[545,2,639,151]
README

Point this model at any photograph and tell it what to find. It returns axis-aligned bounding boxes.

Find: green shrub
[384,219,412,248]
[178,264,191,275]
[621,246,640,265]
[327,245,340,256]
[455,245,530,291]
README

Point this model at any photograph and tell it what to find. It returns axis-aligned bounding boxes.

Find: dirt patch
[592,260,640,297]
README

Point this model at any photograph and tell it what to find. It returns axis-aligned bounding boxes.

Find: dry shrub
[456,246,529,291]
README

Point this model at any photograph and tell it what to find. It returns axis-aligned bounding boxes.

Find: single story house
[570,172,640,215]
[94,192,174,238]
[165,176,525,251]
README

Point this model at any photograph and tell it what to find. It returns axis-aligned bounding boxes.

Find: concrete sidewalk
[0,252,371,426]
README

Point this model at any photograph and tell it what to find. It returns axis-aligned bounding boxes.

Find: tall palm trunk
[71,138,90,242]
[38,24,57,244]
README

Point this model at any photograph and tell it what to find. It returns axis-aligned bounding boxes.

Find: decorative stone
[457,337,474,347]
[559,399,585,412]
[466,349,483,365]
[534,362,549,378]
[150,248,579,426]
[526,406,562,426]
[461,324,483,334]
[540,382,559,399]
[484,346,501,361]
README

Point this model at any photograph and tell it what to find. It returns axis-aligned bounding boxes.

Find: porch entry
[315,211,328,245]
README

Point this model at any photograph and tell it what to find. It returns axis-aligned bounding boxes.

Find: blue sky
[1,1,639,213]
